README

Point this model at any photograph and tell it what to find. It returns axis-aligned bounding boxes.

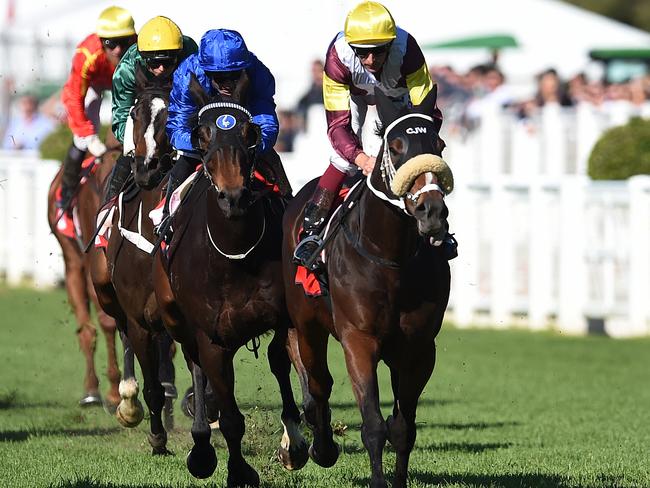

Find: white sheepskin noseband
[390,154,454,197]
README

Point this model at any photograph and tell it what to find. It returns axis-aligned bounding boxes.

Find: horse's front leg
[115,329,144,428]
[126,322,169,455]
[387,344,436,488]
[268,327,309,471]
[341,329,388,488]
[295,320,340,468]
[201,343,259,488]
[186,360,218,479]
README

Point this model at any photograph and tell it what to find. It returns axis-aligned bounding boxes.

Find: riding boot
[154,155,195,237]
[292,186,337,270]
[58,143,86,210]
[102,154,133,207]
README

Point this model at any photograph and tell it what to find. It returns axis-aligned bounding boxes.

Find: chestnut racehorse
[47,138,121,410]
[154,73,308,486]
[282,87,453,488]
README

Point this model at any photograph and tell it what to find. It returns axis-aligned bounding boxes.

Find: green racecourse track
[0,286,648,488]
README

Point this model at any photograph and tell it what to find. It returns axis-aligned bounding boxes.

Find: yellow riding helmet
[96,6,136,39]
[344,1,396,47]
[137,16,183,53]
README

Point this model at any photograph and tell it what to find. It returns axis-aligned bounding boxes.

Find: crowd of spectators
[431,63,650,137]
[1,94,56,151]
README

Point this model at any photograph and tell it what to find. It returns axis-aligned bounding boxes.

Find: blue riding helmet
[199,29,251,72]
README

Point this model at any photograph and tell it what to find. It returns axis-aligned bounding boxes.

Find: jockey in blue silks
[161,28,289,231]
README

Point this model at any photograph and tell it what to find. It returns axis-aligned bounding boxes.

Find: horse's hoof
[79,392,102,407]
[181,390,194,418]
[277,440,309,471]
[226,461,260,487]
[308,442,340,468]
[115,398,145,428]
[186,444,217,479]
[148,432,169,455]
[163,397,175,431]
[161,382,178,399]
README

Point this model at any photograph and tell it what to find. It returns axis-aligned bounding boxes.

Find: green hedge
[38,124,110,162]
[588,117,650,180]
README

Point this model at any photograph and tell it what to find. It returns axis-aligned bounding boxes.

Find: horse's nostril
[217,191,227,200]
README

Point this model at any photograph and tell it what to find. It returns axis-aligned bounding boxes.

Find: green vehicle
[588,48,650,83]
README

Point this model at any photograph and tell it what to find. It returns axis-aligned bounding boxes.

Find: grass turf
[0,286,648,487]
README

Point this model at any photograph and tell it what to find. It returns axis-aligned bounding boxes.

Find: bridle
[196,102,260,193]
[366,112,447,215]
[197,101,266,260]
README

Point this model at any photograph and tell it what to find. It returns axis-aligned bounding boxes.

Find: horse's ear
[232,70,250,105]
[135,63,148,93]
[189,73,211,108]
[375,87,399,125]
[412,84,438,118]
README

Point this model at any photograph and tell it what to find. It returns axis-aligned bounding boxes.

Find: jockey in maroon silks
[293,1,457,268]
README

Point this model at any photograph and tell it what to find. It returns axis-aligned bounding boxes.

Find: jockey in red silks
[57,6,137,210]
[293,1,457,267]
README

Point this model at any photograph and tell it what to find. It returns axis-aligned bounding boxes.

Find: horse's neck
[355,173,418,261]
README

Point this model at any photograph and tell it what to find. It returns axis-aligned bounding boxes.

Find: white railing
[447,175,650,338]
[1,103,649,336]
[0,152,63,287]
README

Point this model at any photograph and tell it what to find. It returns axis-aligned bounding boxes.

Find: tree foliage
[563,0,650,33]
[588,117,650,180]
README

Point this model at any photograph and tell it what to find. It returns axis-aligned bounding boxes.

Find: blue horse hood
[199,29,251,72]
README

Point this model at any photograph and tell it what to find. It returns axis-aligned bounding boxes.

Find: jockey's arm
[403,34,443,133]
[111,44,139,144]
[61,45,97,138]
[247,58,279,154]
[167,67,198,154]
[323,67,364,165]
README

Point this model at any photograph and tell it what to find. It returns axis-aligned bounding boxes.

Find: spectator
[275,110,299,152]
[535,68,573,107]
[295,59,324,130]
[2,95,55,150]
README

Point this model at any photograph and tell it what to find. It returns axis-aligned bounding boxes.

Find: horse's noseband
[197,102,260,191]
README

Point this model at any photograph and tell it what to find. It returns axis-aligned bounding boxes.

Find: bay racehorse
[47,137,121,410]
[153,73,308,485]
[90,65,177,454]
[282,87,453,488]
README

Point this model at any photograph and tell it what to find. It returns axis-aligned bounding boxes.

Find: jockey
[293,1,458,266]
[104,16,198,205]
[58,6,137,210]
[162,28,289,231]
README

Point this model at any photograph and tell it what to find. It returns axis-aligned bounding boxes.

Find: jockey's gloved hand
[73,133,107,158]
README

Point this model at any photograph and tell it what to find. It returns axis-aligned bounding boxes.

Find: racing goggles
[101,37,134,50]
[351,43,391,59]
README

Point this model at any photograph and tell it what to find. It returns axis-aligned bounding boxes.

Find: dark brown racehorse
[90,66,177,454]
[153,73,308,485]
[282,87,453,488]
[47,137,121,410]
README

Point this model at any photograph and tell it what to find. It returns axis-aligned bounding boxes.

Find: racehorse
[90,65,177,454]
[153,73,308,485]
[282,87,453,488]
[47,137,121,410]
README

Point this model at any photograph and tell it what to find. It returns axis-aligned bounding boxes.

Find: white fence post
[628,176,650,335]
[5,160,31,285]
[528,179,557,329]
[558,176,589,334]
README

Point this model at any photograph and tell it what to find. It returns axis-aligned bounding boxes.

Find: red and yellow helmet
[96,6,136,39]
[344,1,396,47]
